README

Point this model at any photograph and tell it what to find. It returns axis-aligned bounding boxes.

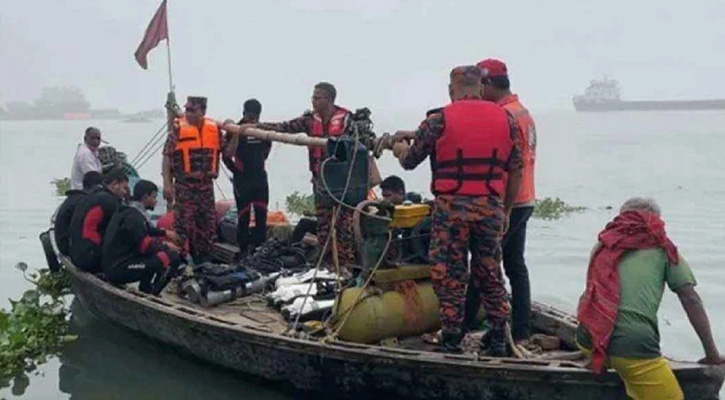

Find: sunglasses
[185,106,199,113]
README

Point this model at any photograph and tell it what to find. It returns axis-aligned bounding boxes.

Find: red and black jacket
[101,204,169,276]
[54,189,87,256]
[68,187,122,273]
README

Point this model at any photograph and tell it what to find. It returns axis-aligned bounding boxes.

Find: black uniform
[102,204,181,294]
[222,120,272,255]
[54,189,87,256]
[68,187,122,273]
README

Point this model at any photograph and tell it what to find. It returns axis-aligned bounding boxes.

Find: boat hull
[65,260,724,400]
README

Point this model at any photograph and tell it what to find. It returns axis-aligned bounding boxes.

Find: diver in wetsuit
[102,180,184,294]
[55,171,104,256]
[222,99,272,258]
[69,168,129,273]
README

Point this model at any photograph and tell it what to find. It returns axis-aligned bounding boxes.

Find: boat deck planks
[61,255,725,400]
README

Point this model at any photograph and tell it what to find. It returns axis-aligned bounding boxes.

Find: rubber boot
[435,332,464,354]
[487,326,508,357]
[150,263,184,296]
[150,268,173,295]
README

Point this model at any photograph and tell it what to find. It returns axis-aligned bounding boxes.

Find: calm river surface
[2,110,724,398]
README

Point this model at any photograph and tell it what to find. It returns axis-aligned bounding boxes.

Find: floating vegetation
[533,197,587,220]
[0,264,74,389]
[285,191,316,217]
[51,177,71,196]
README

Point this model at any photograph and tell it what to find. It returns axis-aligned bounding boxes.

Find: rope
[215,180,228,200]
[134,136,167,170]
[288,121,362,334]
[130,121,168,167]
[214,164,234,201]
[286,207,337,334]
[130,121,166,166]
[321,231,392,343]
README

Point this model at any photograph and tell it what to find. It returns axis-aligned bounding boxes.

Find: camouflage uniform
[173,180,216,260]
[314,194,356,266]
[258,113,357,267]
[164,116,223,262]
[401,105,522,337]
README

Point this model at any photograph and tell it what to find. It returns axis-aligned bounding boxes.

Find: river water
[1,110,725,399]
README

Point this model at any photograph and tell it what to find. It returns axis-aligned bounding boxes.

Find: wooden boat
[60,255,725,400]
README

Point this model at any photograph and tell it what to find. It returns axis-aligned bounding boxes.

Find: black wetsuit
[102,203,181,294]
[68,187,122,273]
[54,189,87,256]
[222,119,272,255]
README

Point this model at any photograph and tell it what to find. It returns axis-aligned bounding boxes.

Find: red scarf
[577,210,678,373]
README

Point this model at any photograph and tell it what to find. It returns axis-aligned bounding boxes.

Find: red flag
[134,0,168,70]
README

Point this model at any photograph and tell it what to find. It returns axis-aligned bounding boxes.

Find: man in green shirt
[577,197,724,400]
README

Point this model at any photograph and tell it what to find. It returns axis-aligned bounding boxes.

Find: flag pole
[166,40,173,92]
[165,0,174,92]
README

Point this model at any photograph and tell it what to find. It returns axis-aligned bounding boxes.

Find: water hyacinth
[0,265,75,389]
[51,178,71,196]
[532,197,587,220]
[285,191,316,217]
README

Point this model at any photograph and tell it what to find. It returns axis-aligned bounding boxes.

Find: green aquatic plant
[0,264,74,389]
[533,197,587,220]
[51,177,71,196]
[285,191,316,217]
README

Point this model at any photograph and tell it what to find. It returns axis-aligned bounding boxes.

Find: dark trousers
[464,206,533,340]
[106,250,181,294]
[233,173,269,254]
[502,206,534,340]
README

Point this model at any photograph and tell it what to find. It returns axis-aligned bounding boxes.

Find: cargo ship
[573,77,725,112]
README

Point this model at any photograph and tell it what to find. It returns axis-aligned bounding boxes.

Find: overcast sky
[2,0,724,123]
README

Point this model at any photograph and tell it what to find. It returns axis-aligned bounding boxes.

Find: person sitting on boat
[250,82,357,269]
[54,171,104,256]
[102,180,184,295]
[577,197,725,400]
[380,175,406,206]
[162,96,230,263]
[68,168,129,273]
[70,127,103,190]
[390,66,523,354]
[379,175,424,206]
[222,99,272,258]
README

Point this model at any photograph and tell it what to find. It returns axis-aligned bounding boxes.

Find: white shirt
[70,144,102,190]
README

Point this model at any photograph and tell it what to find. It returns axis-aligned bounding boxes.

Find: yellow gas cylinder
[332,282,440,344]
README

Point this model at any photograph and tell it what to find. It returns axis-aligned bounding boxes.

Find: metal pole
[165,0,173,91]
[166,41,173,92]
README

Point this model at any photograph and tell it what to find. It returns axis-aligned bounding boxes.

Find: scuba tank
[182,262,279,307]
[274,268,337,289]
[185,273,278,308]
[282,297,336,322]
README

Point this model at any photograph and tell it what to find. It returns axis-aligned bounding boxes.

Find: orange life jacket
[499,95,536,205]
[431,100,513,197]
[172,117,220,180]
[308,106,349,177]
